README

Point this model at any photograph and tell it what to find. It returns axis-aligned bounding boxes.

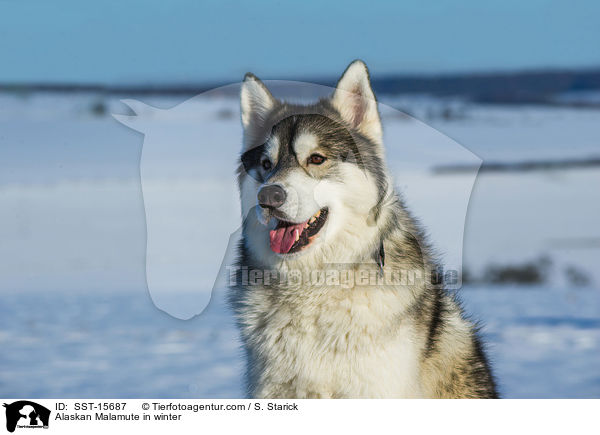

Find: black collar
[375,240,385,276]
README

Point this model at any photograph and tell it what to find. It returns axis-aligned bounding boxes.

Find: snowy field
[0,285,598,399]
[0,91,598,398]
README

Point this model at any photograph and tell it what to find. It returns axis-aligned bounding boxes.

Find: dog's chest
[247,287,424,398]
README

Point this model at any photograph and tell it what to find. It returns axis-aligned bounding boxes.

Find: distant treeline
[2,68,600,105]
[462,256,593,287]
[433,157,600,174]
[370,68,600,104]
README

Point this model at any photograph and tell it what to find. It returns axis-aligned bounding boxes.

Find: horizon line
[2,65,600,91]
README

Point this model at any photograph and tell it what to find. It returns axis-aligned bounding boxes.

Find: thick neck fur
[232,190,439,398]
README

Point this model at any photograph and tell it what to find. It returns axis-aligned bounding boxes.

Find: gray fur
[229,60,497,398]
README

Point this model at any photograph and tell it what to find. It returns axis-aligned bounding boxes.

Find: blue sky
[1,0,599,84]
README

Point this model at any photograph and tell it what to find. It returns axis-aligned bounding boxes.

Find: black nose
[258,185,286,209]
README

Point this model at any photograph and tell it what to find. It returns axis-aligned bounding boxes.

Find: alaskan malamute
[229,60,497,398]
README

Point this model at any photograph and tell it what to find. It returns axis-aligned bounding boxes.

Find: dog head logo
[114,65,480,319]
[3,401,50,432]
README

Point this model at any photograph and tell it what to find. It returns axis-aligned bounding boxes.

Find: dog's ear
[331,60,382,144]
[240,73,276,131]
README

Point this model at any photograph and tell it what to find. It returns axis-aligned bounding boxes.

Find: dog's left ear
[331,60,382,144]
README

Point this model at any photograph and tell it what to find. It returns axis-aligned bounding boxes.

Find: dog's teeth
[308,217,315,224]
[294,229,300,242]
[315,210,321,218]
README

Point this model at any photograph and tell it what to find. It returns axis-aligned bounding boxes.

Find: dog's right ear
[240,73,276,131]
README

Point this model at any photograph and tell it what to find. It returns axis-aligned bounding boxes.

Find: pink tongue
[269,222,307,254]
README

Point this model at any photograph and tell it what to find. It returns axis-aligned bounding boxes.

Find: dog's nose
[258,185,286,209]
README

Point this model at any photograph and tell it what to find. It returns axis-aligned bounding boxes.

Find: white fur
[264,136,280,163]
[243,283,425,398]
[272,169,320,223]
[292,132,319,163]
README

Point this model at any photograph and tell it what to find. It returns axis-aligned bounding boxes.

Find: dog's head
[238,61,391,267]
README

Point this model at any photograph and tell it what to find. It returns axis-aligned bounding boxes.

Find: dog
[228,60,497,398]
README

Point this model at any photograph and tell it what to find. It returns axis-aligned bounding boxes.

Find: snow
[0,285,598,398]
[0,91,598,398]
[0,287,243,398]
[464,285,600,398]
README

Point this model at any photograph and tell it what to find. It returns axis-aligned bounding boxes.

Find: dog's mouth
[269,208,329,254]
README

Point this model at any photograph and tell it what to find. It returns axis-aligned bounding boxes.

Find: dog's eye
[308,154,326,165]
[262,159,272,171]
